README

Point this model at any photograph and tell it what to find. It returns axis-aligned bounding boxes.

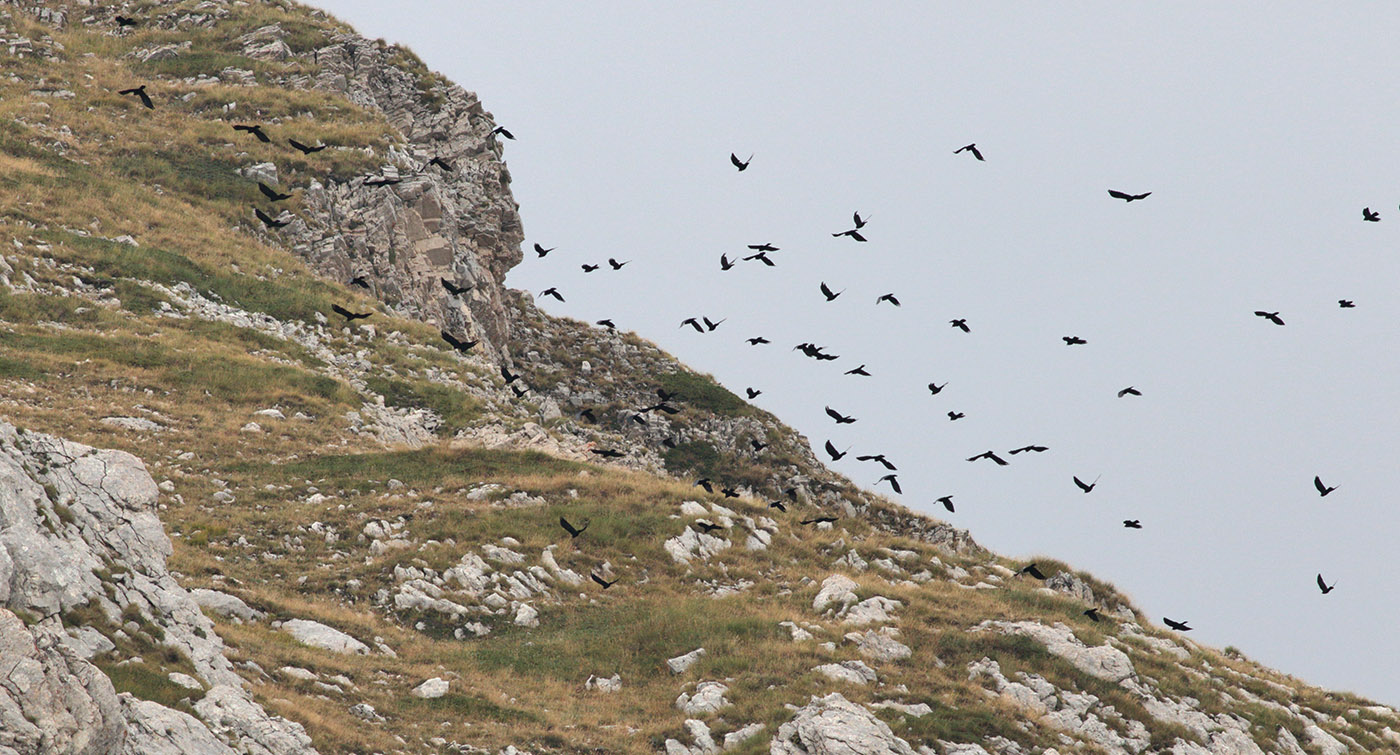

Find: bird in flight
[934,495,954,513]
[824,440,849,461]
[1083,608,1101,622]
[332,304,372,321]
[596,319,616,330]
[1008,445,1047,455]
[234,124,271,143]
[253,207,289,228]
[258,182,292,202]
[1117,386,1141,398]
[1338,299,1355,308]
[745,387,762,399]
[534,243,555,258]
[947,411,965,421]
[703,316,725,331]
[115,15,138,27]
[750,439,768,452]
[1363,207,1380,222]
[608,258,629,270]
[927,382,947,395]
[801,516,838,525]
[1163,617,1192,632]
[440,331,476,354]
[349,275,370,289]
[743,251,775,266]
[1254,310,1285,326]
[748,243,779,252]
[845,365,871,376]
[851,211,869,229]
[831,228,867,242]
[118,85,154,109]
[1316,574,1335,594]
[428,156,453,172]
[581,263,599,273]
[768,500,787,512]
[950,319,970,333]
[876,293,900,306]
[1019,563,1047,580]
[288,139,327,154]
[876,474,902,494]
[1314,476,1337,497]
[590,448,624,458]
[820,282,844,301]
[680,318,704,333]
[441,278,473,296]
[730,153,752,171]
[579,409,597,423]
[510,384,530,399]
[746,337,770,345]
[825,406,857,424]
[695,478,714,493]
[591,573,617,589]
[540,287,564,302]
[954,143,985,161]
[967,451,1009,465]
[1108,189,1151,202]
[1073,475,1099,493]
[719,254,736,271]
[857,453,896,470]
[559,516,588,538]
[500,365,521,384]
[1123,519,1142,529]
[1063,336,1087,346]
[490,125,515,140]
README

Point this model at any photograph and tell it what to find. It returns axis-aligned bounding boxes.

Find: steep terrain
[0,2,1397,754]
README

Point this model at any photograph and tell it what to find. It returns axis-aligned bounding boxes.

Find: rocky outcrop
[770,693,919,755]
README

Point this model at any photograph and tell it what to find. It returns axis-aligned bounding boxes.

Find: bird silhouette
[510,384,530,399]
[591,448,624,458]
[118,85,153,109]
[1008,445,1048,454]
[500,365,521,384]
[559,516,588,538]
[591,573,617,589]
[695,478,714,493]
[534,243,555,258]
[948,411,965,421]
[702,317,725,331]
[1117,386,1141,398]
[234,124,271,143]
[746,337,770,345]
[831,228,867,242]
[440,331,477,354]
[721,487,740,498]
[1019,563,1047,580]
[967,451,1009,465]
[1316,574,1335,594]
[332,304,372,321]
[954,143,985,161]
[258,182,292,202]
[253,207,288,228]
[540,287,564,302]
[656,388,678,402]
[934,495,954,513]
[1363,207,1380,222]
[876,293,900,306]
[820,282,844,301]
[440,278,473,296]
[1063,336,1087,345]
[1073,475,1099,493]
[1123,520,1142,529]
[950,319,970,333]
[748,243,778,252]
[662,437,678,448]
[746,387,762,399]
[768,500,787,512]
[927,382,947,395]
[288,139,327,154]
[845,365,871,376]
[825,406,857,424]
[629,412,648,426]
[428,156,453,172]
[801,516,838,525]
[750,439,768,452]
[1163,617,1192,632]
[743,251,775,266]
[595,319,616,330]
[1314,476,1337,497]
[824,440,850,461]
[490,125,515,140]
[1339,299,1355,308]
[852,211,869,229]
[581,263,599,273]
[695,521,724,535]
[114,15,138,27]
[1108,189,1152,202]
[1254,311,1285,326]
[349,275,370,289]
[876,474,902,494]
[608,258,629,270]
[856,454,896,470]
[730,152,752,171]
[1082,608,1102,622]
[579,409,597,423]
[720,254,736,271]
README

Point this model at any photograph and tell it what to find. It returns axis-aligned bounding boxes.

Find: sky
[311,1,1400,704]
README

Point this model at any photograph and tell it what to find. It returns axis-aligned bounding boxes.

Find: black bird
[1063,336,1087,345]
[490,125,515,140]
[845,365,871,376]
[743,251,775,266]
[1019,563,1047,580]
[540,287,564,302]
[719,254,736,271]
[702,316,725,331]
[349,275,371,289]
[768,500,787,512]
[831,228,867,242]
[534,243,555,258]
[559,516,588,538]
[876,474,902,494]
[750,439,768,452]
[824,440,849,461]
[114,15,138,27]
[1073,475,1099,493]
[662,437,678,449]
[596,319,616,330]
[440,331,477,354]
[953,143,985,161]
[934,495,954,513]
[428,156,453,172]
[364,176,401,186]
[852,211,869,229]
[696,521,724,534]
[441,278,473,296]
[820,282,844,301]
[591,448,624,458]
[579,409,597,423]
[1317,574,1335,594]
[856,454,896,470]
[645,402,680,415]
[1117,386,1141,398]
[747,337,770,345]
[927,382,947,395]
[800,516,838,525]
[234,124,271,143]
[721,487,739,498]
[500,365,521,384]
[1083,608,1101,622]
[1254,310,1285,326]
[782,486,801,501]
[1108,189,1152,202]
[510,384,530,399]
[332,304,372,321]
[253,207,289,228]
[1339,299,1355,308]
[730,152,752,171]
[581,263,600,273]
[1363,207,1380,222]
[950,319,970,333]
[1163,617,1192,632]
[948,411,965,421]
[825,406,856,424]
[656,388,678,402]
[258,182,292,202]
[748,243,778,252]
[695,478,714,493]
[608,258,629,270]
[1123,520,1142,529]
[745,387,762,399]
[1008,445,1047,454]
[967,451,1008,466]
[288,139,327,154]
[118,85,154,109]
[1314,476,1337,497]
[876,293,900,306]
[591,573,617,589]
[629,413,648,426]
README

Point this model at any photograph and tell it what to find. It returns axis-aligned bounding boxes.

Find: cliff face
[1,2,1399,755]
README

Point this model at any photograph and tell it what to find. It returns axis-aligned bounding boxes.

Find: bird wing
[990,453,1008,466]
[1074,476,1088,490]
[825,407,841,420]
[1108,190,1130,199]
[1314,476,1326,494]
[824,440,840,458]
[1317,573,1327,591]
[970,145,984,160]
[730,153,743,168]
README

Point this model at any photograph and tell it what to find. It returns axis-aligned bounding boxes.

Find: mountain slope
[0,1,1395,754]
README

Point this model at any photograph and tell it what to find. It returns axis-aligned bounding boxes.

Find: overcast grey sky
[312,1,1400,704]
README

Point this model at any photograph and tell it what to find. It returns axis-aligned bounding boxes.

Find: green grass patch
[398,692,540,724]
[364,376,481,435]
[98,661,201,708]
[656,370,748,415]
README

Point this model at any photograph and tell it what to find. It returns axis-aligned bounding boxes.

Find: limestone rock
[190,588,263,623]
[664,527,731,564]
[844,628,912,662]
[585,674,621,693]
[411,678,449,699]
[973,620,1133,682]
[668,648,707,674]
[813,660,879,685]
[812,574,860,614]
[770,692,918,755]
[281,619,370,654]
[676,681,731,716]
